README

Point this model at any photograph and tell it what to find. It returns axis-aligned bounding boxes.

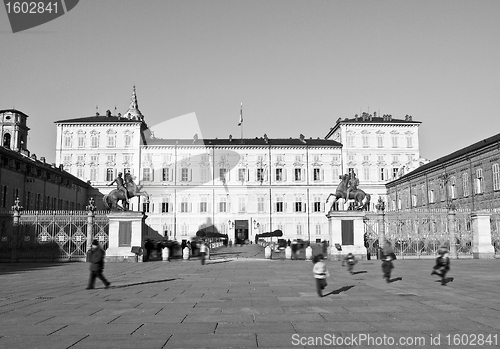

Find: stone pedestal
[106,211,147,262]
[327,211,367,261]
[305,246,313,260]
[265,246,272,259]
[472,211,495,259]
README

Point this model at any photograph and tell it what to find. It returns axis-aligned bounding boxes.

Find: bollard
[182,247,190,260]
[162,247,170,262]
[305,246,313,260]
[206,247,210,260]
[265,246,272,259]
[285,246,292,260]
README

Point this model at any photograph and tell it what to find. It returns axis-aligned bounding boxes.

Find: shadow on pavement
[110,278,177,289]
[323,285,355,296]
[352,271,367,275]
[0,263,68,275]
[388,277,403,283]
[435,277,454,284]
[206,260,232,265]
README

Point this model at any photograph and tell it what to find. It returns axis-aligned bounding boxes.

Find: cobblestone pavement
[0,244,499,348]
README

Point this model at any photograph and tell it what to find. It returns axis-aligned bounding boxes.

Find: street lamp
[253,220,260,229]
[228,220,235,229]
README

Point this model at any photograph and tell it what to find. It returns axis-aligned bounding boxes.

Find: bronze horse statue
[103,173,149,210]
[325,174,371,213]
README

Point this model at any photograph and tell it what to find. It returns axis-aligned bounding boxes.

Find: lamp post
[438,172,457,257]
[11,197,23,262]
[86,197,97,257]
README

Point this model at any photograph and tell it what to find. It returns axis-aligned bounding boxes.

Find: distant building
[0,109,91,211]
[386,132,500,211]
[325,112,425,209]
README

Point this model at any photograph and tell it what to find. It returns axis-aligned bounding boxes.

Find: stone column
[471,210,495,259]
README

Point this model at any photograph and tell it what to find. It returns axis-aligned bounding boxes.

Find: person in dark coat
[144,239,154,261]
[432,247,450,285]
[381,241,396,283]
[86,240,110,290]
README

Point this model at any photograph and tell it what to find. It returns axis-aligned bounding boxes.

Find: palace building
[54,88,345,243]
[53,88,428,242]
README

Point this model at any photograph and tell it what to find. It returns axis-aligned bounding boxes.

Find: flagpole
[239,103,243,140]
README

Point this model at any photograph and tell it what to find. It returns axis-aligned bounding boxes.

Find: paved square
[0,245,499,348]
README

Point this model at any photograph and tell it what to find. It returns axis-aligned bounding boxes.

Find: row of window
[142,197,326,214]
[63,131,133,148]
[346,134,414,148]
[390,164,500,209]
[78,167,339,183]
[0,186,79,210]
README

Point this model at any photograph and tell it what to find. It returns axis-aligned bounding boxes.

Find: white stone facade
[325,112,423,209]
[55,113,343,243]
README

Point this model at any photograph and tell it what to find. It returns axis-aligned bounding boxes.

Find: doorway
[235,220,249,245]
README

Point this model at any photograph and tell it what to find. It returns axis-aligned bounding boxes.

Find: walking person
[144,239,154,262]
[199,240,207,265]
[86,240,110,290]
[432,247,450,285]
[312,254,329,297]
[381,241,396,283]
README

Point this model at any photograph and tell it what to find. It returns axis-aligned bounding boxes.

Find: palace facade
[53,88,428,242]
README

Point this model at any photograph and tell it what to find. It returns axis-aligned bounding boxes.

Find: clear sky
[1,0,499,164]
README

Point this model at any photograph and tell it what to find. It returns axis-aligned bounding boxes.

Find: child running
[312,254,329,297]
[342,252,357,274]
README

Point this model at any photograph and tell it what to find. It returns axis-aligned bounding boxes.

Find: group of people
[312,241,451,297]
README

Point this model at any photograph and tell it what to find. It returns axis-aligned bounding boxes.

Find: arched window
[2,133,11,148]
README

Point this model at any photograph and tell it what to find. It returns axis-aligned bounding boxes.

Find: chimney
[40,157,45,163]
[263,134,268,144]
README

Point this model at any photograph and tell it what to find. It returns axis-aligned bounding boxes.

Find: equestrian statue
[325,172,371,214]
[103,172,149,211]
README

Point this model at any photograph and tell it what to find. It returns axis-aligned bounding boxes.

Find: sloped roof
[55,116,143,123]
[0,109,29,118]
[337,116,421,125]
[145,137,343,147]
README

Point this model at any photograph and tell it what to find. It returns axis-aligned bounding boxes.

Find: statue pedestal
[105,211,147,262]
[326,211,367,261]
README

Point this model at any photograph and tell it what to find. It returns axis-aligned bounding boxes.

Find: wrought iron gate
[0,210,109,262]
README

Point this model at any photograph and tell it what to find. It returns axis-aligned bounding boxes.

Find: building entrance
[235,220,249,245]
